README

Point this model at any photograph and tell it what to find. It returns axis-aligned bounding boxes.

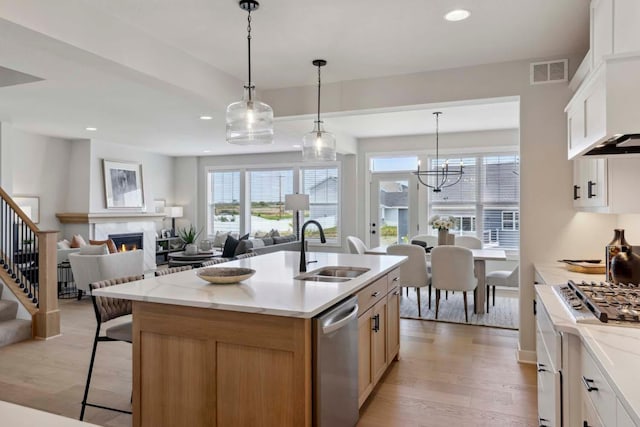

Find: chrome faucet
[299,220,326,272]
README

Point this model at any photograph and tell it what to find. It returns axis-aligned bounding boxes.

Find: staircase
[0,285,31,348]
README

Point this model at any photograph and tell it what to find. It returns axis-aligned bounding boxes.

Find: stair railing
[0,186,59,339]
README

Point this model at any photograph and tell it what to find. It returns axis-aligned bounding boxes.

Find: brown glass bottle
[606,229,631,282]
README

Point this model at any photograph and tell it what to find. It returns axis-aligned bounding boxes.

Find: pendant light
[226,0,274,145]
[302,59,336,161]
[413,112,464,192]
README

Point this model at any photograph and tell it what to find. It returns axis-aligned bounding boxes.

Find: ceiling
[0,1,589,156]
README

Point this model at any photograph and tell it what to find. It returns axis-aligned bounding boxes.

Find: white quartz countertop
[0,401,98,426]
[534,263,640,425]
[92,251,406,318]
[534,262,606,285]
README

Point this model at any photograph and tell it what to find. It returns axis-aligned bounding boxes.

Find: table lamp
[164,206,183,237]
[285,194,310,240]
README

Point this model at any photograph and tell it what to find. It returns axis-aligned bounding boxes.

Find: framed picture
[154,199,166,214]
[13,196,40,224]
[103,159,144,209]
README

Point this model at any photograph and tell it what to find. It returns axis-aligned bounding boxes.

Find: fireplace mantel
[56,212,166,224]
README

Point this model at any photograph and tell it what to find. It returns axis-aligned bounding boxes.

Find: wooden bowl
[197,267,256,284]
[565,261,606,274]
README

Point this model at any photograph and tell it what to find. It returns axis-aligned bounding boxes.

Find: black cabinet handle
[371,291,380,297]
[573,184,581,200]
[582,376,599,392]
[537,363,547,372]
[539,417,549,427]
[583,421,592,427]
[372,314,380,332]
[588,180,596,198]
[393,290,400,295]
[392,277,399,282]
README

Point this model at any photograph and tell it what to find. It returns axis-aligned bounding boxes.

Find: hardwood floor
[0,299,537,426]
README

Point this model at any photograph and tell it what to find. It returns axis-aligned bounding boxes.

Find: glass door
[369,173,420,248]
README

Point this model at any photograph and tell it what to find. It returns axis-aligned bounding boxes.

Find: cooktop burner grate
[566,280,640,323]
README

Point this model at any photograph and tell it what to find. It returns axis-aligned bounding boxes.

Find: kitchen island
[93,251,405,427]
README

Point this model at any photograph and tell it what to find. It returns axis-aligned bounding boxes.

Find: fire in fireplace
[109,233,144,253]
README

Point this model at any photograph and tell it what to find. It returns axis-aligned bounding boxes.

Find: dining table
[365,245,507,314]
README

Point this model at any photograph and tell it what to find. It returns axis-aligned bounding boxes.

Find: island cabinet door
[386,286,400,362]
[371,297,388,384]
[358,307,374,406]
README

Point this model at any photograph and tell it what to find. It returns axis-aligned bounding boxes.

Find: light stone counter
[93,251,406,318]
[0,400,98,426]
[534,262,606,285]
[535,263,640,425]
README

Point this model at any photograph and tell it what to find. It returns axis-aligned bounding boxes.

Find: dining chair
[485,265,519,312]
[431,246,477,323]
[346,236,368,254]
[154,265,192,276]
[409,234,438,248]
[80,275,143,420]
[454,235,483,249]
[386,244,431,316]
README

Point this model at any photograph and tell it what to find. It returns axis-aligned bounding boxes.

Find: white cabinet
[536,297,562,427]
[573,157,640,213]
[591,0,613,69]
[591,0,640,68]
[573,157,608,209]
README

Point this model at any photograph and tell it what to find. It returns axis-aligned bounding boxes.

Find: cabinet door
[386,287,400,363]
[584,75,607,147]
[568,103,585,154]
[614,0,640,54]
[582,388,605,427]
[585,158,608,208]
[573,158,586,207]
[537,369,561,427]
[357,308,374,406]
[617,399,636,427]
[371,297,388,384]
[592,0,613,68]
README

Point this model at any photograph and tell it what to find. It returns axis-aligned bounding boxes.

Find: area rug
[399,287,519,329]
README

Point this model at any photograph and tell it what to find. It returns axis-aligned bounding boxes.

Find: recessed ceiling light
[444,9,470,22]
[85,127,97,131]
[293,144,302,148]
[200,115,213,120]
[203,150,212,153]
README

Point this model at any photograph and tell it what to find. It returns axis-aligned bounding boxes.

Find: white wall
[616,215,640,245]
[2,125,72,230]
[66,139,91,212]
[175,156,198,231]
[0,123,14,191]
[263,56,619,361]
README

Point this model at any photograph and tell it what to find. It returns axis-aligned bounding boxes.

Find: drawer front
[356,276,388,314]
[581,388,605,427]
[536,296,561,370]
[387,268,400,292]
[581,346,616,426]
[617,398,637,427]
[537,368,561,427]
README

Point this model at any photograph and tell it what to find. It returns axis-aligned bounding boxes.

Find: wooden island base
[132,301,312,427]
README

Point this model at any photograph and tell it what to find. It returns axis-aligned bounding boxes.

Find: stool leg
[80,326,100,420]
[493,286,496,306]
[463,291,469,323]
[417,287,422,317]
[435,289,440,319]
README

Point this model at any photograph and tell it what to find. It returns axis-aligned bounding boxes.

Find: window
[249,170,294,236]
[301,167,339,240]
[428,153,519,250]
[206,164,341,244]
[370,156,418,172]
[208,171,241,236]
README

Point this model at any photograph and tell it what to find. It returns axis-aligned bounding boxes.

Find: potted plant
[178,225,202,255]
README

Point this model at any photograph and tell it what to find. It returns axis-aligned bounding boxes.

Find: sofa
[69,250,144,298]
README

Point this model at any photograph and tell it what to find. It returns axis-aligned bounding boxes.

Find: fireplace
[109,233,144,253]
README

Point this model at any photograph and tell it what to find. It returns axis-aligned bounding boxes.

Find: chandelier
[302,59,336,161]
[413,112,463,192]
[226,0,274,145]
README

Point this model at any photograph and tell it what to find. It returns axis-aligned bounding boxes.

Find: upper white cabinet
[573,157,608,209]
[566,0,640,159]
[573,157,640,213]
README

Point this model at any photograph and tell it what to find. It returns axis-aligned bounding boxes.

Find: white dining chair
[346,236,368,254]
[431,246,477,323]
[485,265,519,312]
[454,235,483,249]
[409,234,438,248]
[387,244,432,317]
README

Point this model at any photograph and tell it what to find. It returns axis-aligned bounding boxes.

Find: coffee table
[167,250,222,268]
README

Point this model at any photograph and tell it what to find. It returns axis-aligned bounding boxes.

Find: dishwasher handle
[322,304,359,335]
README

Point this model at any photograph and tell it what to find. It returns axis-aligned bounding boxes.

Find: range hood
[585,134,640,156]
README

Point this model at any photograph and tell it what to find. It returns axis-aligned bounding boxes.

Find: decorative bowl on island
[197,267,256,284]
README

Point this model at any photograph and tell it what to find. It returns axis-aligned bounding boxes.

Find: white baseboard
[517,346,537,364]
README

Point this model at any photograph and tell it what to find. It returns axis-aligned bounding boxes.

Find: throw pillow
[248,238,265,249]
[89,239,118,254]
[240,233,250,241]
[70,234,87,248]
[57,239,71,250]
[269,229,280,238]
[234,239,253,256]
[212,231,229,248]
[222,235,239,258]
[79,244,109,255]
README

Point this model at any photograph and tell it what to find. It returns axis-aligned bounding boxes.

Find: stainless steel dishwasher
[313,295,359,427]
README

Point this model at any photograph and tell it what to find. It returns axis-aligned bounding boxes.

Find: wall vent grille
[530,59,568,85]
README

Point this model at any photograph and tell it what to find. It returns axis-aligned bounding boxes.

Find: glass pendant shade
[226,86,274,145]
[302,121,336,161]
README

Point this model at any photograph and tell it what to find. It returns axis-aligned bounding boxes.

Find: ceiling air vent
[530,59,568,85]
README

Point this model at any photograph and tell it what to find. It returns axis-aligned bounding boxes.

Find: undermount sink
[297,276,351,283]
[295,266,370,283]
[313,266,370,278]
